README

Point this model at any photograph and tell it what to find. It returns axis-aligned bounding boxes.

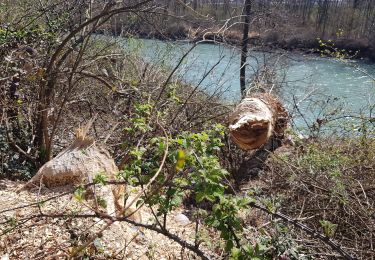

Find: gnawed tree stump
[229,93,288,150]
[18,126,131,218]
[22,137,118,189]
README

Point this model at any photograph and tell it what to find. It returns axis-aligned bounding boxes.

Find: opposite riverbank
[105,22,375,62]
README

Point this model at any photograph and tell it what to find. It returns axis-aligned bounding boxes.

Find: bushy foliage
[105,102,308,259]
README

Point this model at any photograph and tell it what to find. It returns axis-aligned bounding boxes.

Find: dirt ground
[0,180,220,260]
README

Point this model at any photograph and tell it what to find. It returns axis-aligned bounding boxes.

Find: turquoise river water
[120,38,375,132]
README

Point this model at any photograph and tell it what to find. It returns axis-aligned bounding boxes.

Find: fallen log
[229,93,288,150]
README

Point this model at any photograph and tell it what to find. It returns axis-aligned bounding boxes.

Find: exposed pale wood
[229,93,288,150]
[17,120,134,219]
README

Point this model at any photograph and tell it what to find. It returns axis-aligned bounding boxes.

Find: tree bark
[240,0,251,97]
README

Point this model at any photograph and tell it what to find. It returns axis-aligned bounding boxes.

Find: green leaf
[93,172,108,185]
[230,247,241,259]
[225,240,234,252]
[136,199,144,208]
[196,192,205,203]
[97,196,107,209]
[73,186,86,202]
[175,149,186,171]
[320,220,337,237]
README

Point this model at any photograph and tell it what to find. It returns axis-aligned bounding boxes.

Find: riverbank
[2,30,374,260]
[106,23,375,62]
[1,1,374,259]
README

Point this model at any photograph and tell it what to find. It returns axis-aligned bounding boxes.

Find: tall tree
[240,0,251,96]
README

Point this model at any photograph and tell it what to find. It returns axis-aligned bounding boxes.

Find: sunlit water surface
[118,38,375,133]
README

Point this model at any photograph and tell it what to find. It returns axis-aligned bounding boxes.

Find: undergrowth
[262,133,375,259]
[0,1,374,259]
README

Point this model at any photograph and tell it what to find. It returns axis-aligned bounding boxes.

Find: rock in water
[229,93,288,150]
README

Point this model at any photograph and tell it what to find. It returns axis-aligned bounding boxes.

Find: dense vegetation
[0,1,374,259]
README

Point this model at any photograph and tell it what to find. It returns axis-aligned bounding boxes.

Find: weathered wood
[229,93,288,150]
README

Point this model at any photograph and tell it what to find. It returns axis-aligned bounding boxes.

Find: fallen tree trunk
[229,93,288,150]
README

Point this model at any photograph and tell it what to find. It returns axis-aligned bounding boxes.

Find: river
[121,38,375,133]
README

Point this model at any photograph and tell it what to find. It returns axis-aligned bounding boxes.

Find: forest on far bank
[102,0,375,60]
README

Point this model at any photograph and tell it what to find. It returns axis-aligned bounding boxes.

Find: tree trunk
[240,0,251,97]
[228,93,288,151]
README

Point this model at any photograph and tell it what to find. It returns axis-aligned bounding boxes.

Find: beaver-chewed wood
[19,133,125,215]
[229,93,288,150]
